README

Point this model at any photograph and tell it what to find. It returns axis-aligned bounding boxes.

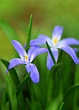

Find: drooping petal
[30,35,52,46]
[57,44,78,64]
[26,63,39,83]
[12,40,28,60]
[51,48,58,62]
[47,53,54,70]
[8,58,24,69]
[29,46,48,62]
[59,38,79,45]
[52,26,63,41]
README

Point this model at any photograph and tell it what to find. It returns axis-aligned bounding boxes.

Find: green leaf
[58,102,64,110]
[0,59,27,110]
[0,59,18,110]
[5,74,18,110]
[0,58,20,88]
[47,98,62,110]
[58,84,79,110]
[46,63,61,109]
[63,84,79,101]
[1,89,10,110]
[50,63,62,74]
[16,74,29,95]
[46,41,56,64]
[73,65,79,110]
[0,18,19,41]
[26,15,32,52]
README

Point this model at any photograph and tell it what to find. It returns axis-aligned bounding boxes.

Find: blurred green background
[0,0,79,59]
[0,0,79,110]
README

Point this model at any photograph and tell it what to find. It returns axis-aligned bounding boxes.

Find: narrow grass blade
[5,74,18,110]
[46,63,61,109]
[16,74,29,95]
[0,58,27,110]
[26,15,32,52]
[0,58,20,88]
[46,41,56,64]
[58,84,79,110]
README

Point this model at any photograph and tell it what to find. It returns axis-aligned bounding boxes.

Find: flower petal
[26,63,39,83]
[29,46,48,62]
[30,35,52,46]
[8,58,24,69]
[12,40,27,60]
[52,26,63,40]
[23,44,26,48]
[73,48,78,53]
[60,38,79,45]
[28,46,40,58]
[51,48,58,62]
[78,59,79,64]
[57,44,78,64]
[47,53,54,70]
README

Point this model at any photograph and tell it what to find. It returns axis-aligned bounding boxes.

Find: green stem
[73,65,79,110]
[58,84,79,110]
[46,41,56,64]
[26,14,32,52]
[16,74,29,110]
[46,63,61,110]
[57,70,63,101]
[46,71,54,109]
[16,74,29,95]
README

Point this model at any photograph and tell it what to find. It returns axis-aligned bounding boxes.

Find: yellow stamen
[53,38,58,45]
[24,55,28,61]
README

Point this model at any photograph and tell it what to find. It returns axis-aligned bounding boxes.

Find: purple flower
[8,40,47,83]
[31,26,79,70]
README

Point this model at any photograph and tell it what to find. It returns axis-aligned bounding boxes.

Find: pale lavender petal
[73,48,78,53]
[51,48,58,62]
[24,44,26,48]
[6,69,8,73]
[78,59,79,64]
[30,35,52,46]
[8,58,24,69]
[60,38,79,45]
[57,44,78,64]
[12,40,27,60]
[47,53,54,70]
[26,63,39,83]
[52,26,63,40]
[29,46,48,62]
[28,46,40,58]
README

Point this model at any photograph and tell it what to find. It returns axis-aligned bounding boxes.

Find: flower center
[24,55,28,61]
[53,38,58,45]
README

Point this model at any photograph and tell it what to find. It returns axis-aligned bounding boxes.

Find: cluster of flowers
[8,26,79,83]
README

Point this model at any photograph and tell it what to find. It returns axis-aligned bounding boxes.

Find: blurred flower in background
[0,0,79,57]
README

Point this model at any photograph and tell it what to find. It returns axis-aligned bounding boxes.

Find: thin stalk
[16,74,29,95]
[58,84,79,110]
[46,63,61,110]
[26,15,32,52]
[46,41,56,64]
